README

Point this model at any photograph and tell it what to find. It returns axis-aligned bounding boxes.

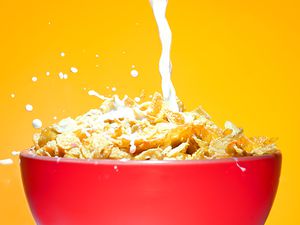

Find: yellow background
[0,0,299,224]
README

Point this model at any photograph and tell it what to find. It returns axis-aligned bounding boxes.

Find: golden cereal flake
[109,147,132,159]
[148,92,164,117]
[31,92,278,160]
[64,147,82,158]
[84,133,113,158]
[165,142,189,158]
[38,127,59,147]
[35,148,52,157]
[43,140,61,157]
[56,132,81,150]
[134,148,163,160]
[33,133,41,149]
[166,111,185,125]
[92,146,112,159]
[208,137,231,157]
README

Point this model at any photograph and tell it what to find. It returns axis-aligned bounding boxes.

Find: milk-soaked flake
[224,121,241,136]
[131,69,139,77]
[70,67,78,73]
[32,76,38,82]
[32,119,42,129]
[25,104,33,112]
[0,158,13,165]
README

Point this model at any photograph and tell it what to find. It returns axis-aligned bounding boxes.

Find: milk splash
[150,0,178,111]
[88,90,108,101]
[0,158,13,165]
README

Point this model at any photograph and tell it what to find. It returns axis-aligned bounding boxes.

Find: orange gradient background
[0,0,299,224]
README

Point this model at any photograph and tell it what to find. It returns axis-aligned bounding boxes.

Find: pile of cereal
[32,93,278,160]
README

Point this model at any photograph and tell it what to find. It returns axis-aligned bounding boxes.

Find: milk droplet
[53,116,57,120]
[114,165,119,172]
[11,151,20,156]
[11,93,16,98]
[63,74,68,79]
[106,86,110,90]
[83,87,87,91]
[0,158,13,165]
[134,97,141,102]
[46,71,50,76]
[130,139,137,154]
[112,87,117,92]
[70,67,78,73]
[58,72,64,79]
[96,54,100,58]
[88,90,107,100]
[132,65,135,68]
[25,104,33,112]
[60,52,65,57]
[131,69,139,77]
[32,76,38,82]
[32,119,42,129]
[234,158,246,172]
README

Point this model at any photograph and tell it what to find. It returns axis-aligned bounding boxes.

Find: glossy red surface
[20,151,281,225]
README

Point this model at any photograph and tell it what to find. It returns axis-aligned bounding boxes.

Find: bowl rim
[20,150,281,166]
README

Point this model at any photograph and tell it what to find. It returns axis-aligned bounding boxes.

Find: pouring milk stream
[150,0,179,112]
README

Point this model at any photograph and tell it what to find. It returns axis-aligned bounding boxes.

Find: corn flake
[32,93,279,160]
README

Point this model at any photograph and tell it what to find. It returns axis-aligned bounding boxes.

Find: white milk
[32,119,43,129]
[0,158,13,165]
[32,76,38,82]
[25,104,33,112]
[130,69,139,77]
[70,67,78,73]
[150,0,178,111]
[88,90,108,101]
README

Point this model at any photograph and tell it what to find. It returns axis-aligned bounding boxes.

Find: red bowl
[20,151,281,225]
